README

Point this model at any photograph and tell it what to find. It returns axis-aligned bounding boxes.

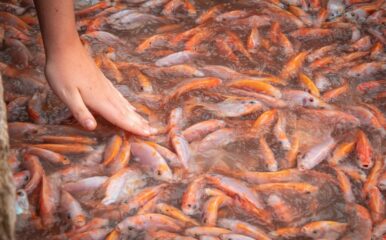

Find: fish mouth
[73,215,86,227]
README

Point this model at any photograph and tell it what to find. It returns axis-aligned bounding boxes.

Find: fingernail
[84,119,96,130]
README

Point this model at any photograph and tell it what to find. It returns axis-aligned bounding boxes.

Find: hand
[45,42,155,136]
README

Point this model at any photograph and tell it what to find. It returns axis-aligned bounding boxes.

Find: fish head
[327,0,345,19]
[182,200,200,216]
[301,223,324,238]
[153,163,173,182]
[301,95,319,108]
[297,153,309,171]
[73,214,87,227]
[240,99,263,111]
[15,190,29,215]
[344,9,367,23]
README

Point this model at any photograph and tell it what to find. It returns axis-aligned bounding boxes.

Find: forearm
[33,0,82,59]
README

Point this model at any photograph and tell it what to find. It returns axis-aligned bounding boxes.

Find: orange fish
[284,132,300,169]
[75,2,110,17]
[328,140,356,166]
[322,80,349,102]
[39,175,56,228]
[280,51,308,81]
[363,154,384,196]
[181,175,206,215]
[106,139,131,175]
[334,168,355,203]
[185,226,231,237]
[26,147,71,166]
[368,187,385,224]
[258,137,278,172]
[30,143,94,154]
[185,28,214,51]
[135,34,170,54]
[254,182,318,194]
[274,111,291,150]
[355,130,373,169]
[215,38,240,65]
[36,135,97,145]
[167,77,222,102]
[23,154,44,194]
[266,194,296,223]
[298,72,320,97]
[269,227,302,239]
[202,195,232,226]
[227,79,282,98]
[252,109,277,133]
[103,134,123,166]
[156,203,199,226]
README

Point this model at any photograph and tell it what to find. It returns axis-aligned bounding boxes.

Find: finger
[85,93,153,136]
[61,90,97,130]
[104,77,136,111]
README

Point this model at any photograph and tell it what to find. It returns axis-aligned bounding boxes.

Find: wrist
[45,34,84,60]
[45,36,85,61]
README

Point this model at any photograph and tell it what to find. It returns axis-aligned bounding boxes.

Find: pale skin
[33,0,156,136]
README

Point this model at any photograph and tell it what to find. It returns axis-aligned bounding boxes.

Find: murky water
[1,0,385,239]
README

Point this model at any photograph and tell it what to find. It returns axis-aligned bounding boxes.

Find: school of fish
[0,0,385,239]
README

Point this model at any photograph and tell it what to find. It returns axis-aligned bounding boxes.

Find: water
[2,0,385,239]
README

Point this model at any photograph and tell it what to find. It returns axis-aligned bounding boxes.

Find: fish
[182,119,226,143]
[301,221,348,240]
[205,174,271,224]
[367,187,385,224]
[298,73,320,97]
[23,154,44,194]
[155,50,201,67]
[117,213,182,233]
[280,51,309,81]
[334,168,355,203]
[131,141,173,182]
[227,79,282,98]
[258,137,278,172]
[185,226,231,237]
[217,218,271,240]
[26,147,71,166]
[60,190,87,227]
[15,189,29,215]
[266,194,297,223]
[202,195,232,226]
[355,130,373,169]
[166,77,222,102]
[181,175,206,215]
[4,1,386,238]
[186,97,264,118]
[274,111,291,150]
[297,136,336,170]
[156,203,199,226]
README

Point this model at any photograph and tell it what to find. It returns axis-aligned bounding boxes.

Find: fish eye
[187,204,192,207]
[203,217,207,223]
[24,175,30,181]
[249,100,256,104]
[309,98,314,102]
[128,227,133,231]
[17,191,24,197]
[157,170,162,176]
[313,230,318,235]
[306,191,311,194]
[67,214,71,219]
[362,164,368,168]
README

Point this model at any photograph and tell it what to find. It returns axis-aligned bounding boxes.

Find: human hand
[44,41,155,136]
